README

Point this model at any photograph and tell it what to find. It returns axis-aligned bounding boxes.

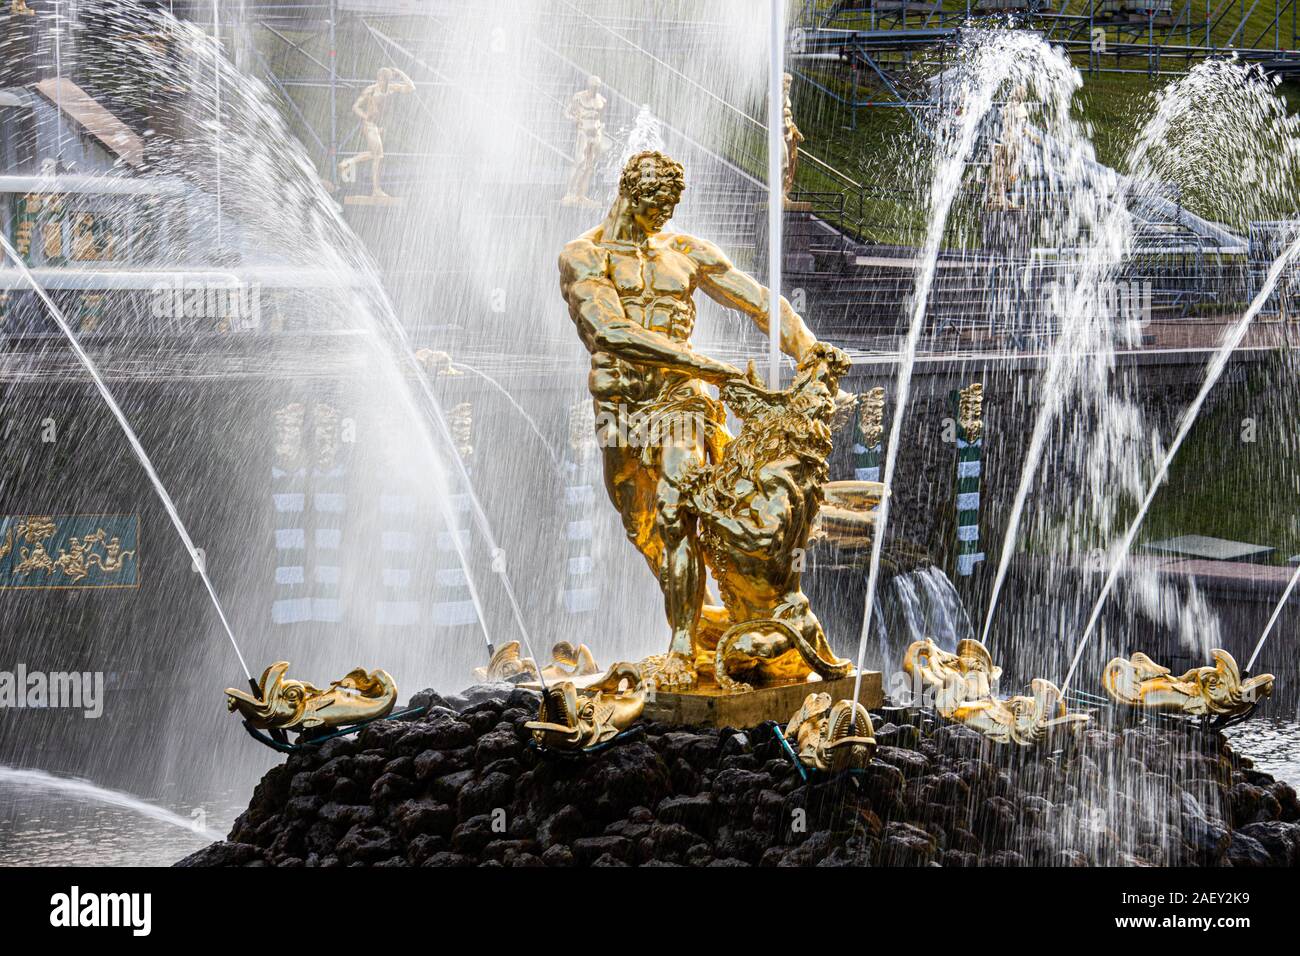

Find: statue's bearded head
[618,151,685,236]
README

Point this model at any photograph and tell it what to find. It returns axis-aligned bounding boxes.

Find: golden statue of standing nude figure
[558,151,881,692]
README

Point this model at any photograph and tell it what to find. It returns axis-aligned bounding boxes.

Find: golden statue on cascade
[558,150,880,695]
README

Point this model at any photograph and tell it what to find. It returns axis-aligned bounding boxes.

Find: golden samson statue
[559,151,877,693]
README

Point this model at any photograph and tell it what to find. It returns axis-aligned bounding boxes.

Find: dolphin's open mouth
[821,701,876,768]
[525,687,582,743]
[828,714,869,743]
[225,688,273,719]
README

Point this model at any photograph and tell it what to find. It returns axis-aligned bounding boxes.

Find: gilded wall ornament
[857,386,885,449]
[313,402,341,470]
[0,515,138,588]
[272,402,306,470]
[957,382,984,444]
[450,402,473,461]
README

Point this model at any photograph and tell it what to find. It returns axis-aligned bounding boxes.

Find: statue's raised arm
[387,68,415,94]
[688,236,819,362]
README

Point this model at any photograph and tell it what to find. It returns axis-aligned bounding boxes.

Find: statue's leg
[594,396,709,687]
[564,133,588,199]
[367,124,387,197]
[599,439,664,574]
[572,133,600,200]
[651,435,708,687]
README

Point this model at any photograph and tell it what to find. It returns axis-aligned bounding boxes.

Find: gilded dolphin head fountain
[524,663,646,751]
[785,692,877,772]
[473,640,602,684]
[1103,649,1273,720]
[225,661,397,733]
[903,638,1089,745]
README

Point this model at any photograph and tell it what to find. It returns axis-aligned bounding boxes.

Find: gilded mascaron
[785,692,876,772]
[525,663,647,751]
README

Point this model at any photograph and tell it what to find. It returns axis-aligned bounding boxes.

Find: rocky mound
[178,685,1300,867]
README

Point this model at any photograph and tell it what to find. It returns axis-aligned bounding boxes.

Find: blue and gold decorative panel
[0,514,139,589]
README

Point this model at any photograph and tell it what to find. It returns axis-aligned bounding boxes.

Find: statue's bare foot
[650,652,696,690]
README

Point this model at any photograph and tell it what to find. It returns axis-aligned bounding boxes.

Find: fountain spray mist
[854,31,1056,700]
[979,122,1140,647]
[1062,230,1300,693]
[766,0,783,389]
[1052,59,1300,691]
[0,229,251,681]
[1248,562,1300,672]
[0,764,217,840]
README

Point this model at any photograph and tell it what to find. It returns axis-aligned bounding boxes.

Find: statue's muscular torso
[561,228,719,407]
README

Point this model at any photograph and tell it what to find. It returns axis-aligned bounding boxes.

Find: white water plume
[0,764,217,839]
[981,57,1300,683]
[1064,229,1300,692]
[855,30,1085,694]
[1053,61,1300,691]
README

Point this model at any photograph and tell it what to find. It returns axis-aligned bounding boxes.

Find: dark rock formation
[177,687,1300,867]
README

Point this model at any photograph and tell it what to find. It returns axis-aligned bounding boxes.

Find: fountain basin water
[0,764,226,866]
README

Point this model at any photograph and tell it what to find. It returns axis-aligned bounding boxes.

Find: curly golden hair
[618,151,686,205]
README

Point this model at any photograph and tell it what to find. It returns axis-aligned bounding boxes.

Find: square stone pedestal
[643,671,882,729]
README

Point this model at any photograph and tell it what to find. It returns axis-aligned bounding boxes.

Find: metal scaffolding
[794,0,1300,121]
